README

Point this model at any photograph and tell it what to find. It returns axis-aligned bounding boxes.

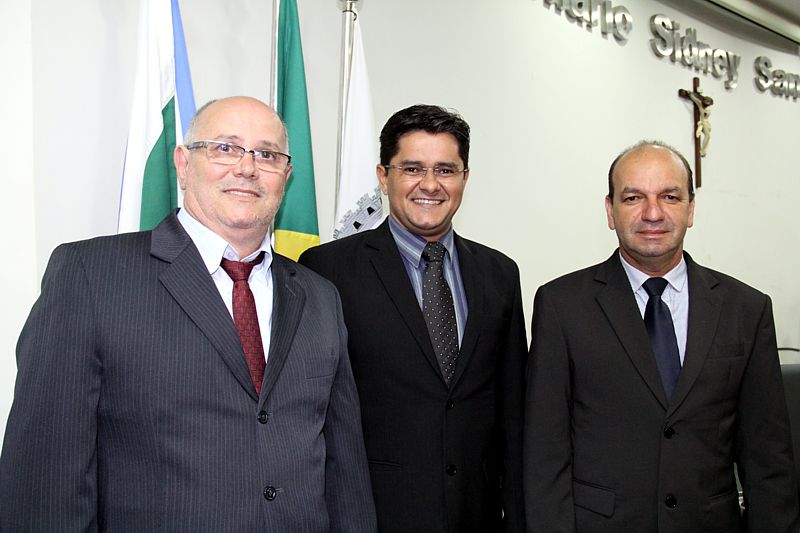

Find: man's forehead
[615,148,686,182]
[395,131,461,159]
[196,102,285,146]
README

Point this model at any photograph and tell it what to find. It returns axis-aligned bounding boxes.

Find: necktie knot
[422,241,447,264]
[643,277,669,298]
[221,252,264,282]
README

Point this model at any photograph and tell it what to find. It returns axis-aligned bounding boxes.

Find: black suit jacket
[0,211,376,532]
[524,251,798,532]
[300,219,526,533]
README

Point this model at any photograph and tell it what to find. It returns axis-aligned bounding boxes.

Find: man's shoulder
[455,234,520,275]
[54,230,152,263]
[298,226,386,278]
[541,259,609,293]
[302,228,373,258]
[274,252,342,298]
[687,257,769,304]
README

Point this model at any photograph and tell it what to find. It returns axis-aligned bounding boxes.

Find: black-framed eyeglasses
[186,140,291,172]
[383,164,467,179]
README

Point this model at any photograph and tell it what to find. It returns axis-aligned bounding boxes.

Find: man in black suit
[524,140,798,532]
[300,105,526,532]
[0,96,376,532]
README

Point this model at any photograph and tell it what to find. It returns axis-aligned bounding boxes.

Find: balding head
[607,140,694,203]
[185,96,289,152]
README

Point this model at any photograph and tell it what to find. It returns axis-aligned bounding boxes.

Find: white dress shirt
[619,253,689,365]
[178,208,274,361]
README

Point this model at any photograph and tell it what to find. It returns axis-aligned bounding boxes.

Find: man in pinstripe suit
[0,96,377,532]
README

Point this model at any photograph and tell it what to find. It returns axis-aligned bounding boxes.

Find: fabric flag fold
[333,16,383,240]
[274,0,320,261]
[119,0,196,233]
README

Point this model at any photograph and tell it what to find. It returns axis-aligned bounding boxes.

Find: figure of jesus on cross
[679,77,714,188]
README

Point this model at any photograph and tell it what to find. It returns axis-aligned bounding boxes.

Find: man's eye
[622,195,639,203]
[402,166,423,175]
[213,143,233,153]
[434,167,454,176]
[256,150,278,161]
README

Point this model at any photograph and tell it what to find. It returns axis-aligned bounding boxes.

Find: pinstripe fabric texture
[0,211,377,532]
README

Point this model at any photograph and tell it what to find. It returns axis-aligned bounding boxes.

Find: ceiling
[758,0,800,24]
[708,0,800,43]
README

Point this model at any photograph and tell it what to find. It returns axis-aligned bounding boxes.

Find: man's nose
[234,151,257,178]
[417,168,441,192]
[642,198,664,221]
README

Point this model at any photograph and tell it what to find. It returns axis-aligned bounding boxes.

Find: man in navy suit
[524,140,798,532]
[301,105,526,532]
[0,96,377,532]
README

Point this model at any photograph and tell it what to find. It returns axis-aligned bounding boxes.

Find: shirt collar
[388,216,456,268]
[177,208,273,274]
[618,251,687,294]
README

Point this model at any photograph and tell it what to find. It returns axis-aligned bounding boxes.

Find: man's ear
[605,195,616,230]
[174,146,190,190]
[377,164,389,195]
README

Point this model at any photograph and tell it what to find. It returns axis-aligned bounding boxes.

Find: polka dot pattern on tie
[422,241,459,384]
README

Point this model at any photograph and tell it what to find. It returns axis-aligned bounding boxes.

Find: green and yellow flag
[274,0,319,260]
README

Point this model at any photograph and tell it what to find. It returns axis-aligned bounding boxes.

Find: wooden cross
[678,77,713,188]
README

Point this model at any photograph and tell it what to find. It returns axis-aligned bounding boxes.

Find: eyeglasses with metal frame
[186,140,291,172]
[382,164,468,179]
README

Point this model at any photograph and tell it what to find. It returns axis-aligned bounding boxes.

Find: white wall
[2,0,799,441]
[1,0,37,441]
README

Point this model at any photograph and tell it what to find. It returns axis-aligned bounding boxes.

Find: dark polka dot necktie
[220,252,266,395]
[422,242,459,384]
[643,277,681,400]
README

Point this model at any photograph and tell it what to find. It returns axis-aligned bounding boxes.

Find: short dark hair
[607,140,694,202]
[379,105,470,168]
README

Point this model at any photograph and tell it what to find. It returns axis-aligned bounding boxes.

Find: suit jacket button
[264,486,277,501]
[257,411,268,424]
[664,494,677,509]
[446,399,455,410]
[446,464,457,476]
[663,426,675,438]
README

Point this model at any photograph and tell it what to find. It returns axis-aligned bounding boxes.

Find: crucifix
[678,77,713,188]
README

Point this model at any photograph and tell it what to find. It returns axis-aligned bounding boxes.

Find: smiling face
[174,97,291,254]
[605,145,695,276]
[377,131,469,242]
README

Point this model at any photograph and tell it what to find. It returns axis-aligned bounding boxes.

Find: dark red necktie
[220,253,266,395]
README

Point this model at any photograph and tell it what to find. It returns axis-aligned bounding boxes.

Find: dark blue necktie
[643,277,681,400]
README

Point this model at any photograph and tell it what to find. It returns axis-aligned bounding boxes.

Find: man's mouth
[412,198,443,206]
[224,188,260,198]
[638,229,668,236]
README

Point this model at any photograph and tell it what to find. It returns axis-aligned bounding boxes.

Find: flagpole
[336,0,358,217]
[270,0,281,108]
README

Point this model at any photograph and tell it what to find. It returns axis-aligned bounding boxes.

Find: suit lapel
[594,253,669,409]
[667,254,722,415]
[260,255,305,405]
[450,235,482,387]
[152,212,258,401]
[366,221,443,381]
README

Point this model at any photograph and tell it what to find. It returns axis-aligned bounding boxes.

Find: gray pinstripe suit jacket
[0,211,377,532]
